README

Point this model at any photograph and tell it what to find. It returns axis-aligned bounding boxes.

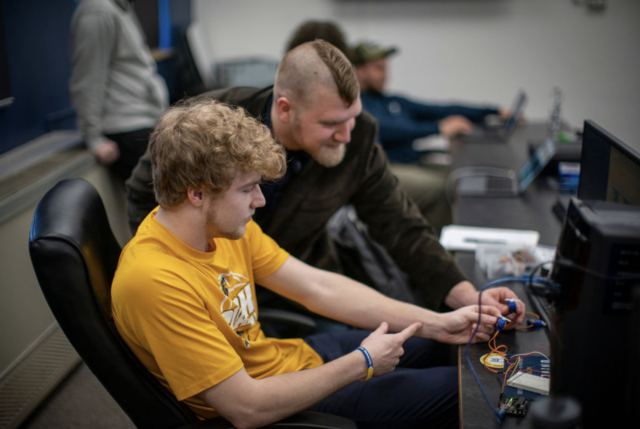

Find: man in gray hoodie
[69,0,169,180]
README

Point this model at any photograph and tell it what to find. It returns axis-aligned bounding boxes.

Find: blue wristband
[354,346,374,382]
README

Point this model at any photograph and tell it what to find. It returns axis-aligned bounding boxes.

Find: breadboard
[507,372,550,395]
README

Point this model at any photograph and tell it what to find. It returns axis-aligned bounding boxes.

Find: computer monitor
[578,120,640,205]
[549,198,640,425]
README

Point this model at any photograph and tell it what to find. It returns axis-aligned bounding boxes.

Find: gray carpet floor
[19,363,135,429]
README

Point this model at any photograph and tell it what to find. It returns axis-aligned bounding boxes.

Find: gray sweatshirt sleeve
[69,11,116,151]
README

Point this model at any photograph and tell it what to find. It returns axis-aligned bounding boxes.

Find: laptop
[453,137,556,197]
[460,91,527,144]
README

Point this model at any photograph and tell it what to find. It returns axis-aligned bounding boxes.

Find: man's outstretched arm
[258,256,501,344]
[198,322,420,429]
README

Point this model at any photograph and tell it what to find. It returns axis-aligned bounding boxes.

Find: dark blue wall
[0,0,78,155]
[0,0,191,157]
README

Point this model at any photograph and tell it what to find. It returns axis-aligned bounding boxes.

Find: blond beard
[313,143,346,167]
[205,201,246,241]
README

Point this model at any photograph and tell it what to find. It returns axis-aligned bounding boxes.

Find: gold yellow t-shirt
[112,208,323,419]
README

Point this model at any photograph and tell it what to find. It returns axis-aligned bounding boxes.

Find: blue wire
[464,276,551,421]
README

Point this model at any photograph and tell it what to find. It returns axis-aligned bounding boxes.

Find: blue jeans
[304,330,459,429]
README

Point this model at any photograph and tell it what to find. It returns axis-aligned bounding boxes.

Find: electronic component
[494,316,511,331]
[507,372,550,396]
[499,396,531,417]
[480,353,505,370]
[526,318,546,328]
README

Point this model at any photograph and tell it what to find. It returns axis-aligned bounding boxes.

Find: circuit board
[499,395,531,416]
[499,354,550,417]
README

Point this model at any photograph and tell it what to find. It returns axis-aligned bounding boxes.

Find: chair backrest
[28,179,198,429]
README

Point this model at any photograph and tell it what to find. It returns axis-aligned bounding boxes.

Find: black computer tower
[549,198,640,425]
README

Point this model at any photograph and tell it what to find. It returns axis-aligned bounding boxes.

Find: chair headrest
[30,178,121,318]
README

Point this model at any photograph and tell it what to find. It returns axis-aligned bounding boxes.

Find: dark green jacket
[125,86,466,310]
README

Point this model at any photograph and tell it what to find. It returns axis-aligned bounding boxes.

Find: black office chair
[29,178,354,429]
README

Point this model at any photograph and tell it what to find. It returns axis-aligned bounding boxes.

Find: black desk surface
[451,123,567,428]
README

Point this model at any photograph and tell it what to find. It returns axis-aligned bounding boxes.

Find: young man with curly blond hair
[112,98,501,428]
[126,41,525,330]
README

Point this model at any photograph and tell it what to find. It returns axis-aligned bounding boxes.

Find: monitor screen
[578,120,640,206]
[518,136,556,193]
[0,3,12,108]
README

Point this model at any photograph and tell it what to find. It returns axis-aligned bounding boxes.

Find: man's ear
[275,96,295,124]
[186,187,206,207]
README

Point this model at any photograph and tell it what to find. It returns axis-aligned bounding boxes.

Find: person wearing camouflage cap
[353,39,509,234]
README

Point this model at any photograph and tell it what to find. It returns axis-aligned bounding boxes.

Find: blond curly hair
[150,99,286,207]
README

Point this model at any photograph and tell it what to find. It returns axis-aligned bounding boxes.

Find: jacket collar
[241,86,274,121]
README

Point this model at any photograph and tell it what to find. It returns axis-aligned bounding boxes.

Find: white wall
[193,0,640,151]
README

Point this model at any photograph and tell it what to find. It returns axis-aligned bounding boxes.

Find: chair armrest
[180,411,356,429]
[259,308,317,338]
